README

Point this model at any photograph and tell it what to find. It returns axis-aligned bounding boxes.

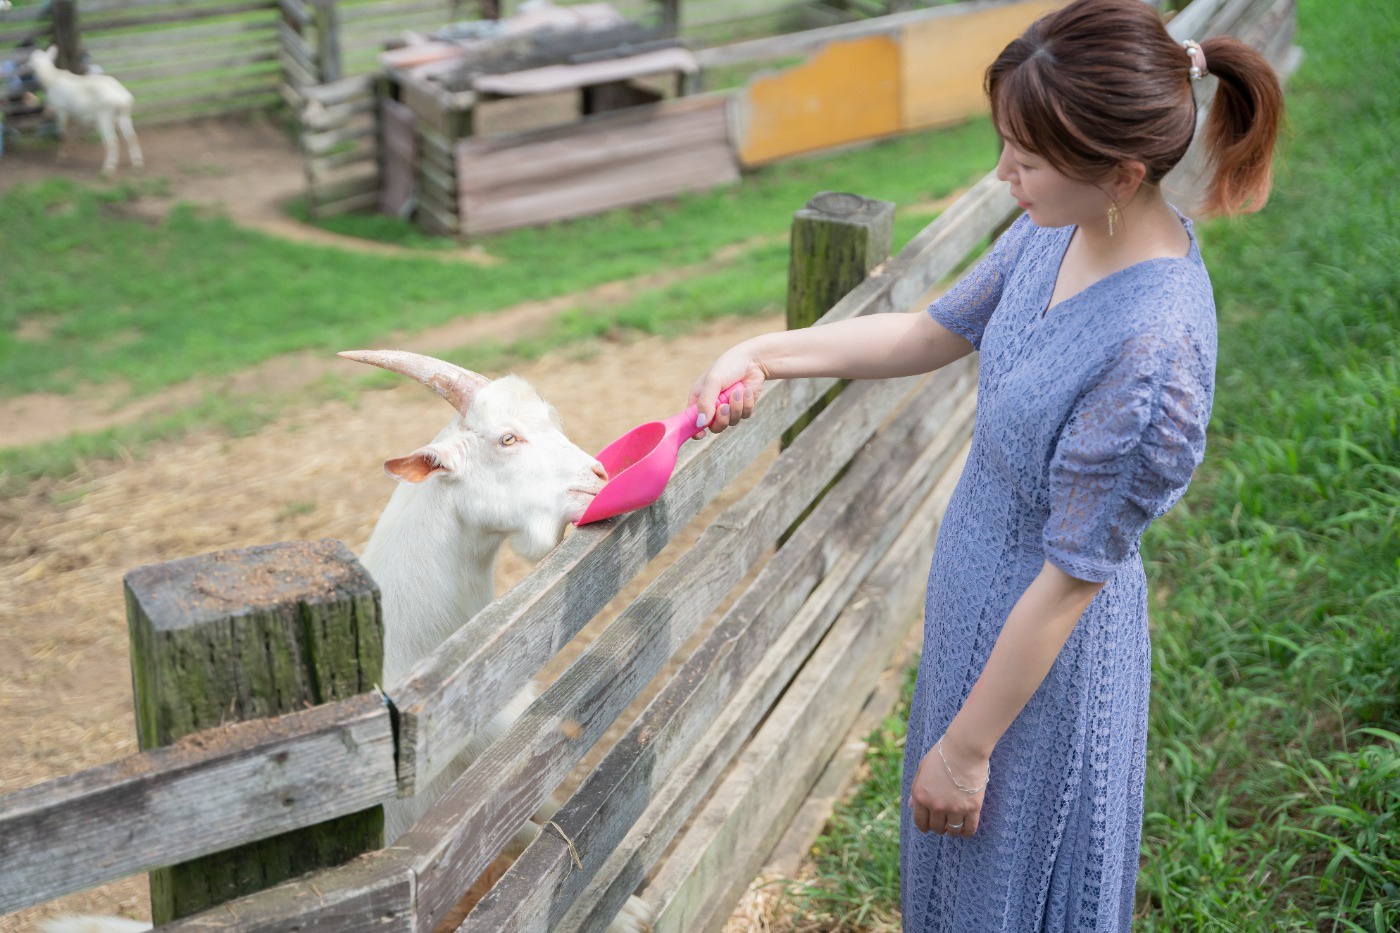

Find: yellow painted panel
[737,35,902,167]
[900,0,1067,131]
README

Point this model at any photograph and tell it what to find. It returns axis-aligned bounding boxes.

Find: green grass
[0,117,994,491]
[0,118,994,402]
[785,1,1400,929]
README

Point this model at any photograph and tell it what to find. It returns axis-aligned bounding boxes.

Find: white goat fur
[362,374,606,841]
[28,47,143,174]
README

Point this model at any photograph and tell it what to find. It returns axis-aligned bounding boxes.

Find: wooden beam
[126,538,386,922]
[693,0,1017,69]
[0,696,396,914]
[645,461,953,933]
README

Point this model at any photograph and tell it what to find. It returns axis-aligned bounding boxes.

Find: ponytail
[1197,36,1285,216]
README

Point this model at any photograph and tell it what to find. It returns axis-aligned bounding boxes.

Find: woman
[687,1,1283,928]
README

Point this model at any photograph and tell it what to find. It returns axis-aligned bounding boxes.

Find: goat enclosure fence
[0,0,1299,927]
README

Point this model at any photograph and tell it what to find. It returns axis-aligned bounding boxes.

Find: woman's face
[995,136,1107,229]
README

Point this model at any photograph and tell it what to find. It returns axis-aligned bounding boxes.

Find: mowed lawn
[783,1,1398,931]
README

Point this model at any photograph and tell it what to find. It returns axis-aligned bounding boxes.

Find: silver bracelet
[936,738,989,795]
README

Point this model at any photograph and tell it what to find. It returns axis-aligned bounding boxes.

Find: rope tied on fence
[548,820,585,872]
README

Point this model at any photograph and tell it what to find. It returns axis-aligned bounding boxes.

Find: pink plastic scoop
[576,382,743,525]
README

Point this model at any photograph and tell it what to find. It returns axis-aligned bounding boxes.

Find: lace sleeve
[1042,331,1211,582]
[926,213,1034,350]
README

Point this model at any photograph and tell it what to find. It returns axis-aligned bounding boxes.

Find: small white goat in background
[27,46,142,175]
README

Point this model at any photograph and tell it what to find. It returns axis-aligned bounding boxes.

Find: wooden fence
[1,0,1299,928]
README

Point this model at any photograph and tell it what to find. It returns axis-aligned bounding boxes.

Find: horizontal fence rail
[0,695,397,913]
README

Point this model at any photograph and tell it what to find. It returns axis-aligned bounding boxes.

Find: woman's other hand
[689,344,767,437]
[910,734,989,837]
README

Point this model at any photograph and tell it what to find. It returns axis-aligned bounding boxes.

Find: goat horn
[338,350,491,415]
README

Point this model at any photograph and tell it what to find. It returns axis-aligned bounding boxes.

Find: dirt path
[1,117,798,930]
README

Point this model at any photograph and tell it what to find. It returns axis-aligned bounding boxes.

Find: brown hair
[985,0,1284,215]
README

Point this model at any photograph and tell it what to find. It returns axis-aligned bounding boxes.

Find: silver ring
[948,821,964,829]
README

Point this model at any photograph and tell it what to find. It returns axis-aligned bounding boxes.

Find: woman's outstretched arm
[691,310,976,432]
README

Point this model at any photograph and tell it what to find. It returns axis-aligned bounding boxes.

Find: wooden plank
[301,72,375,106]
[405,364,957,931]
[79,0,275,15]
[304,96,378,132]
[735,32,901,166]
[557,395,974,933]
[96,30,273,71]
[278,18,319,71]
[310,171,380,206]
[122,60,281,96]
[306,142,377,181]
[124,73,281,112]
[458,98,739,235]
[303,116,377,155]
[392,170,1015,803]
[282,46,324,91]
[380,96,417,215]
[116,47,279,82]
[81,1,276,33]
[136,88,280,124]
[415,195,460,236]
[315,188,382,217]
[458,96,731,191]
[694,0,1018,69]
[417,156,456,200]
[756,616,926,882]
[462,141,738,236]
[164,849,417,932]
[645,468,952,933]
[465,366,977,932]
[0,695,396,914]
[339,0,451,24]
[84,18,277,53]
[281,0,313,27]
[900,0,1063,132]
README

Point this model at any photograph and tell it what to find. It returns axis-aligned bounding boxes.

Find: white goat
[343,349,607,842]
[27,46,142,175]
[347,350,652,931]
[42,352,653,933]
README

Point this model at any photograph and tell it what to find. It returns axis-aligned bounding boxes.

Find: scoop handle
[682,381,746,434]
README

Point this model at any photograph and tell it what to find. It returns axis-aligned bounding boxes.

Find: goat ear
[384,445,453,483]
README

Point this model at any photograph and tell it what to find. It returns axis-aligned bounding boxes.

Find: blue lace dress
[900,211,1217,931]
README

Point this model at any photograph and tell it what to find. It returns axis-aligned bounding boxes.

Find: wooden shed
[376,0,740,236]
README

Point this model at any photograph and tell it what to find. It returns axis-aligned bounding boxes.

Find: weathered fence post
[124,538,385,923]
[310,0,343,84]
[783,191,895,446]
[50,0,82,73]
[781,191,894,540]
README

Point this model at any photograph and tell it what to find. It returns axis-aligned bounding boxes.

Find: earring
[1107,203,1120,237]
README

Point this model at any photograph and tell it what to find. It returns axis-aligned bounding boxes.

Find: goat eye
[499,433,517,447]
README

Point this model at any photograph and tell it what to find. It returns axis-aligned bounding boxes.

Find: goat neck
[361,476,503,686]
